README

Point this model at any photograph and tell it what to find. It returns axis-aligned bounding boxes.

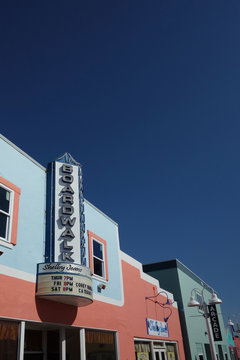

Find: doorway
[154,349,166,360]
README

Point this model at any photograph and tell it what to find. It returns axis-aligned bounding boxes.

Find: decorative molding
[56,153,81,166]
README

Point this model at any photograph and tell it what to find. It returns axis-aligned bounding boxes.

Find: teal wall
[177,266,229,360]
[144,261,230,360]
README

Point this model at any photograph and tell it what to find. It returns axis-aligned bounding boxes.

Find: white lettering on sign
[55,162,81,263]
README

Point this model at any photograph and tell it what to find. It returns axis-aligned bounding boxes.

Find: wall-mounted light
[145,291,173,323]
[145,290,174,306]
[187,287,222,360]
[98,283,106,291]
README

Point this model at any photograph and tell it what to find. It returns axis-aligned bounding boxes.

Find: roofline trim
[144,258,216,293]
[84,199,118,226]
[0,133,46,171]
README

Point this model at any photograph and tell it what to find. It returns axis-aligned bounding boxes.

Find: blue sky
[1,1,240,323]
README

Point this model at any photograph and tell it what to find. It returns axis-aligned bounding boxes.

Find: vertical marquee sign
[36,153,93,306]
[208,304,222,341]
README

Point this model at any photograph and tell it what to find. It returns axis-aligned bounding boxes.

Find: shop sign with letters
[208,304,222,341]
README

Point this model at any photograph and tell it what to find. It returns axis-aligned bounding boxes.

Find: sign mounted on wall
[45,153,86,265]
[36,262,93,306]
[36,153,92,307]
[208,304,222,341]
[146,318,169,337]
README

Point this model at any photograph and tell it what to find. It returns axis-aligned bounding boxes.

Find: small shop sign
[146,318,169,337]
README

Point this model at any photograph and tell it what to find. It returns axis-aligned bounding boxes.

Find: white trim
[92,237,106,280]
[0,264,36,282]
[175,258,215,293]
[0,183,14,244]
[92,226,125,307]
[60,328,66,360]
[0,239,13,249]
[0,315,118,333]
[134,338,179,345]
[115,225,124,306]
[115,332,120,360]
[120,251,177,308]
[80,328,86,360]
[18,321,25,360]
[84,199,118,226]
[151,341,156,360]
[0,133,46,171]
[93,292,123,306]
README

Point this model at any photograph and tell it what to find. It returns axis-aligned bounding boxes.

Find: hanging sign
[208,304,222,341]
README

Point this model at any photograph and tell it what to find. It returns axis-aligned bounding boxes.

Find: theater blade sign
[36,153,93,306]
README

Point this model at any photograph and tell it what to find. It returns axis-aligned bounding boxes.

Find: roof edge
[0,133,46,171]
[84,199,118,226]
[143,258,216,293]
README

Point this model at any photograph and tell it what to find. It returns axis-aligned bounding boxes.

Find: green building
[143,259,230,360]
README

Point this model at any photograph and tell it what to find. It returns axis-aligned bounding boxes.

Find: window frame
[0,183,14,243]
[92,238,105,279]
[0,176,21,247]
[88,230,109,281]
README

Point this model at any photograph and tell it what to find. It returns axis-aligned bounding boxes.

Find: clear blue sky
[1,1,240,324]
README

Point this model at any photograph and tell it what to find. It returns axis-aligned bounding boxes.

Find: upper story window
[0,185,13,242]
[88,231,109,281]
[0,176,21,248]
[93,239,105,278]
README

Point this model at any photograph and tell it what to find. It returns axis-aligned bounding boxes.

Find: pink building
[0,134,185,360]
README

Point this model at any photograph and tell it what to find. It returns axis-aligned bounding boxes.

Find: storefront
[0,134,185,360]
[134,339,179,360]
[0,319,118,360]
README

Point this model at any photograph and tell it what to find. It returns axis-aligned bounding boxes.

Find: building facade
[0,134,185,360]
[143,260,230,360]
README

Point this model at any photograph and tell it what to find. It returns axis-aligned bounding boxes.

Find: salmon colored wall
[0,260,185,360]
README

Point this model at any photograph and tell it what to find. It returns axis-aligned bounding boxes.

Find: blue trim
[45,162,55,262]
[78,165,86,266]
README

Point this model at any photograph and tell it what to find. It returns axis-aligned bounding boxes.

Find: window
[88,231,108,281]
[0,177,21,247]
[93,239,105,277]
[0,185,13,242]
[0,319,19,360]
[85,329,116,360]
